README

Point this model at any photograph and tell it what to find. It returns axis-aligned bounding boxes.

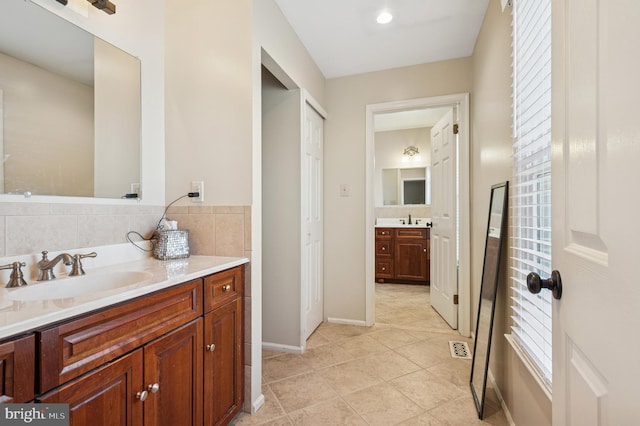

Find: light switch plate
[340,184,349,197]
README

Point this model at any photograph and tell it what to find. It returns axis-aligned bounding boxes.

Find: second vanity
[0,253,248,426]
[375,218,431,284]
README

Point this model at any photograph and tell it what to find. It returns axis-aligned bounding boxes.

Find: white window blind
[510,0,553,390]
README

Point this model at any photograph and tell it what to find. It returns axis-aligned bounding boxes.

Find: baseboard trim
[327,317,367,327]
[262,341,303,354]
[251,393,265,414]
[487,370,516,426]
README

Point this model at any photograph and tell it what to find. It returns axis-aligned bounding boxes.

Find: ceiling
[274,0,490,79]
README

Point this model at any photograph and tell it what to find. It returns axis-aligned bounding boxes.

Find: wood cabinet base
[375,228,430,284]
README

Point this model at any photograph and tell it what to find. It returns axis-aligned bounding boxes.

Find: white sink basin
[7,271,153,302]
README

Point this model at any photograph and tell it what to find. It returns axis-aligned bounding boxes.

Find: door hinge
[453,294,459,305]
[453,124,459,135]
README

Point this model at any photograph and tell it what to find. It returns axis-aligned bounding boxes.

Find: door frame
[365,93,471,336]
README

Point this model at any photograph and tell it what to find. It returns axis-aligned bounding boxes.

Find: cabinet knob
[423,248,427,252]
[381,267,386,271]
[148,383,160,394]
[381,247,386,251]
[206,343,216,352]
[222,284,231,292]
[136,390,148,402]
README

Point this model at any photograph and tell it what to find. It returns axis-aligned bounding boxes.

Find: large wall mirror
[381,167,431,205]
[470,181,508,419]
[0,1,141,199]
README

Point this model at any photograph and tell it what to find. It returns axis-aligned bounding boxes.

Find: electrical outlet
[130,183,140,196]
[191,181,204,203]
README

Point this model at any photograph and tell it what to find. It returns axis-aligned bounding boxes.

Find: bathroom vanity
[0,255,247,426]
[375,220,430,284]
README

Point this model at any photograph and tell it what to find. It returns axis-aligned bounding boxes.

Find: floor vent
[448,341,472,359]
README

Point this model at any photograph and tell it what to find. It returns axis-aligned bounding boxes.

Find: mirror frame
[469,181,509,419]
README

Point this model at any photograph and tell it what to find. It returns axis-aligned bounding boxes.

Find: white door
[302,101,324,340]
[551,0,640,423]
[430,108,458,328]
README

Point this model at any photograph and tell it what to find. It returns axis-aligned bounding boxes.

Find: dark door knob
[527,270,562,300]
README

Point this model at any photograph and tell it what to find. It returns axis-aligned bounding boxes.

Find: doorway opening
[365,93,471,336]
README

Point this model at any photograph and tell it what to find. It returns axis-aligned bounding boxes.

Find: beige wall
[164,0,253,206]
[471,0,551,424]
[324,59,472,322]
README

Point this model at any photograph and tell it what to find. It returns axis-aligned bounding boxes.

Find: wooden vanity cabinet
[375,227,430,284]
[203,267,244,426]
[29,264,246,426]
[0,334,35,403]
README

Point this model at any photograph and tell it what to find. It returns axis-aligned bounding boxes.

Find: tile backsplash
[165,205,251,259]
[0,202,252,259]
[0,202,164,257]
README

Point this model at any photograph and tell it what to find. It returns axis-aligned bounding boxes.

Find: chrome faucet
[37,250,73,281]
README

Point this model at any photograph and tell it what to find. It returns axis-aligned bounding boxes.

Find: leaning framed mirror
[470,181,509,419]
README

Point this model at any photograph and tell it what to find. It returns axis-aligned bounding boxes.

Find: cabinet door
[204,299,243,426]
[38,350,143,426]
[144,319,203,426]
[0,335,35,403]
[395,239,428,281]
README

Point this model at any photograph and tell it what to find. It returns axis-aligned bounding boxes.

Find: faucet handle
[0,262,28,288]
[70,252,98,276]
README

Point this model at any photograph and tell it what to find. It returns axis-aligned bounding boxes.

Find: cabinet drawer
[395,228,427,239]
[375,240,393,257]
[38,279,203,393]
[0,335,35,403]
[375,259,394,279]
[204,266,244,312]
[375,228,393,239]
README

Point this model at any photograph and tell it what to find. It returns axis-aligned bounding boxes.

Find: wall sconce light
[403,146,420,157]
[87,0,116,15]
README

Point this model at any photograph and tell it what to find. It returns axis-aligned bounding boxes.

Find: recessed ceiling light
[376,11,393,25]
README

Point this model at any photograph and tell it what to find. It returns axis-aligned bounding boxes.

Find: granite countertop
[0,255,248,340]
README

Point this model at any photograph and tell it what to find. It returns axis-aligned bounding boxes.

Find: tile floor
[233,283,509,425]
